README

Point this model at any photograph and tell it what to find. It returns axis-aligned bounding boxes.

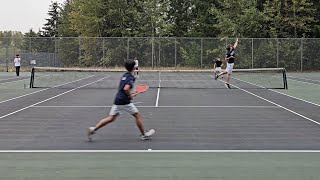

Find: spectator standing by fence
[13,54,21,76]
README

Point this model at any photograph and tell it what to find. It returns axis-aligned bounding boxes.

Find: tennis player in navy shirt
[215,38,238,89]
[87,59,155,141]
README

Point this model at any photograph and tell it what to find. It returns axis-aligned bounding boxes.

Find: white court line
[287,75,320,83]
[0,77,108,120]
[229,78,320,125]
[33,105,279,108]
[0,76,27,81]
[155,83,161,107]
[288,77,320,86]
[50,75,96,88]
[0,75,95,105]
[0,89,49,104]
[155,72,161,107]
[233,77,320,107]
[0,77,32,85]
[0,75,51,85]
[0,150,319,153]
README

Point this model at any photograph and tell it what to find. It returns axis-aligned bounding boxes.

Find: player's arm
[225,55,235,61]
[233,38,239,49]
[123,84,133,98]
[124,77,139,98]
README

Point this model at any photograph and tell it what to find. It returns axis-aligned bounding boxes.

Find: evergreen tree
[42,1,60,37]
[263,0,315,38]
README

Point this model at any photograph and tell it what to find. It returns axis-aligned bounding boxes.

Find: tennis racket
[135,84,149,94]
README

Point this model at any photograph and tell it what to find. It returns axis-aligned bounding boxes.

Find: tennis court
[0,69,319,150]
[1,69,320,180]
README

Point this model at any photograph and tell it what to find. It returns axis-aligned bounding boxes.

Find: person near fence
[215,38,239,89]
[87,59,155,141]
[13,54,21,76]
[213,58,223,79]
[134,57,139,78]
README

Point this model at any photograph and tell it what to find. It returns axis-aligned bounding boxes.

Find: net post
[282,68,288,89]
[29,67,35,88]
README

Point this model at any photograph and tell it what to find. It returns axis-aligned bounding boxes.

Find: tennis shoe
[225,83,231,89]
[141,129,155,140]
[87,127,96,142]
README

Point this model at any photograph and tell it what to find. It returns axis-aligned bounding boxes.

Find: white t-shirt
[134,59,139,67]
[14,57,21,67]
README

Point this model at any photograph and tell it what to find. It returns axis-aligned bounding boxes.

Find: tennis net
[29,67,288,89]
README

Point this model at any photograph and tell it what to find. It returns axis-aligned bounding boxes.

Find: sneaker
[141,129,155,140]
[225,83,231,89]
[87,127,96,142]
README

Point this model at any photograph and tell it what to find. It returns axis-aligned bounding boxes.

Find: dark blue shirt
[225,47,235,63]
[114,72,135,105]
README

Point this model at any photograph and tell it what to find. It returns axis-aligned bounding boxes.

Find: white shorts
[214,67,222,73]
[226,63,234,74]
[109,103,139,116]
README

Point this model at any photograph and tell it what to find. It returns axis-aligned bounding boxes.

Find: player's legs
[126,103,155,139]
[134,67,139,77]
[95,104,120,130]
[132,112,145,135]
[94,115,118,131]
[224,63,234,89]
[215,70,227,80]
[87,105,120,141]
[16,66,20,76]
[125,103,144,134]
[226,73,231,83]
[214,67,222,77]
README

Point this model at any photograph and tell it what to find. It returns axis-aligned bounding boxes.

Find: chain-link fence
[0,37,319,71]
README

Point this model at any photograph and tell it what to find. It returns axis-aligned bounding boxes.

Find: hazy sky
[0,0,65,33]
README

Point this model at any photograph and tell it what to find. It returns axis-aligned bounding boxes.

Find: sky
[0,0,65,33]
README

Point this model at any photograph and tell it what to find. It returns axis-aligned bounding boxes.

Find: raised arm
[233,38,239,49]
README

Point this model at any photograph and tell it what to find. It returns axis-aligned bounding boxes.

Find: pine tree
[42,1,60,37]
[263,0,315,38]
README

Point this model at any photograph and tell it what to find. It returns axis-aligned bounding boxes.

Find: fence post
[152,37,154,68]
[251,38,254,68]
[29,37,32,66]
[277,38,279,68]
[200,38,203,68]
[102,38,105,67]
[301,38,303,72]
[54,37,57,67]
[175,38,177,68]
[78,37,81,66]
[158,37,161,67]
[127,38,130,60]
[5,44,8,72]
